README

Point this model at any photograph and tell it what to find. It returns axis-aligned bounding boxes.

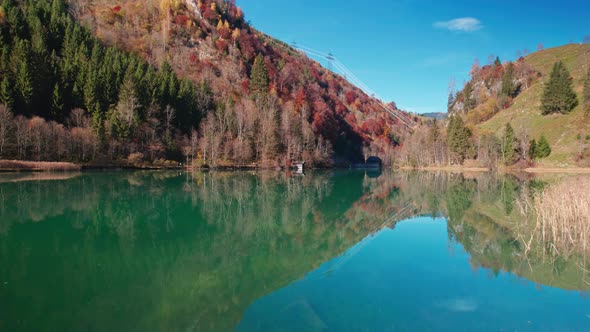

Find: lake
[0,171,589,331]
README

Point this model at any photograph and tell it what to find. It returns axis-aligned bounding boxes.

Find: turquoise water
[0,171,588,331]
[239,218,589,331]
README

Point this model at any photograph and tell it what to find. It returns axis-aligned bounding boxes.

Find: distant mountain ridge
[422,112,447,120]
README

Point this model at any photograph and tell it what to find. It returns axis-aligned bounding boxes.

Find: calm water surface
[0,171,589,331]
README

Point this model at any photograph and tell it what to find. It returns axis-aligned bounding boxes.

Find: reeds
[0,160,81,171]
[532,177,590,256]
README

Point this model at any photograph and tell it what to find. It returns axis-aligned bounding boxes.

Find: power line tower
[327,52,335,72]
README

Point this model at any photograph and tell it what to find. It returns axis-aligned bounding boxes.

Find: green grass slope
[478,44,590,167]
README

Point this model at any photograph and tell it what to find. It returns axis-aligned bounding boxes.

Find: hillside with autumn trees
[0,0,418,168]
[400,43,590,169]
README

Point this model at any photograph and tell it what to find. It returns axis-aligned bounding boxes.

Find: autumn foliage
[1,0,416,166]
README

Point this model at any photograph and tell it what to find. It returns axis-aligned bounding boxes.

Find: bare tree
[0,105,13,158]
[14,116,29,160]
[164,105,175,139]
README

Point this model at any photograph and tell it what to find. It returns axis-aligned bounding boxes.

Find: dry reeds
[0,160,81,172]
[532,177,590,256]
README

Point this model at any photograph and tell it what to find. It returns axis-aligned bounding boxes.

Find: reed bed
[0,160,81,172]
[531,177,590,257]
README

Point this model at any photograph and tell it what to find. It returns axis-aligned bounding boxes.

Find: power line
[293,44,415,131]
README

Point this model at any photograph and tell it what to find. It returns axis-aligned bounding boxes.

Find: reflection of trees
[0,171,406,332]
[346,171,589,292]
[2,171,587,332]
[391,172,590,291]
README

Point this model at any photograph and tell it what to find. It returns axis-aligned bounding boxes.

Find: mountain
[421,112,447,120]
[0,0,416,167]
[450,43,590,167]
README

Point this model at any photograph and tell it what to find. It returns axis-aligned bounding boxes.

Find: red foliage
[218,27,231,39]
[294,88,307,109]
[335,102,347,116]
[215,39,228,52]
[312,107,339,141]
[112,5,122,12]
[345,113,357,125]
[202,6,218,21]
[345,90,357,105]
[492,65,504,79]
[189,52,198,64]
[175,14,189,26]
[361,119,384,136]
[240,79,250,94]
[237,31,258,61]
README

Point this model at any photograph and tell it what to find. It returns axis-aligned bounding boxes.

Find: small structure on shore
[294,162,305,174]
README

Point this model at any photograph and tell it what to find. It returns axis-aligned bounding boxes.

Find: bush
[128,152,144,164]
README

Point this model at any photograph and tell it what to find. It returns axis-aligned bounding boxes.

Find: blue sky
[237,0,589,114]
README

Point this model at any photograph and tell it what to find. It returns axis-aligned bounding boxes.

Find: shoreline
[398,166,490,172]
[4,159,590,174]
[0,160,182,173]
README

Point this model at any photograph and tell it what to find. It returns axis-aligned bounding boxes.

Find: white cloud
[434,17,482,32]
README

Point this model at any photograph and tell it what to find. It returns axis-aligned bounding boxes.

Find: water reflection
[0,171,588,331]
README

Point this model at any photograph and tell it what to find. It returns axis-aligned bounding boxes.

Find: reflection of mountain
[390,172,590,291]
[1,171,588,332]
[0,171,406,332]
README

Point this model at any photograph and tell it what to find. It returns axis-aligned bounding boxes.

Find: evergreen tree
[529,139,537,161]
[250,53,269,95]
[494,56,502,66]
[501,123,518,165]
[583,69,590,116]
[541,61,578,114]
[429,120,441,144]
[0,76,13,109]
[111,76,140,138]
[84,70,98,113]
[462,82,476,112]
[51,82,63,119]
[501,62,516,98]
[536,135,552,159]
[447,116,472,163]
[447,92,455,113]
[15,60,33,111]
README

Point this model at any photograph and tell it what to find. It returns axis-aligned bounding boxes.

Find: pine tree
[447,92,455,113]
[250,54,269,95]
[16,60,33,111]
[462,82,476,112]
[541,61,578,114]
[110,76,140,138]
[529,139,537,161]
[447,116,472,163]
[536,135,552,159]
[0,76,13,109]
[501,123,518,165]
[583,69,590,116]
[84,70,98,112]
[51,82,63,119]
[501,62,516,98]
[429,120,441,144]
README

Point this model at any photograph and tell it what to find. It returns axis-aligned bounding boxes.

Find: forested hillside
[400,44,590,168]
[0,0,417,167]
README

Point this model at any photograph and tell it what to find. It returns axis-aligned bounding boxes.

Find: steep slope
[451,44,590,167]
[478,44,590,166]
[71,0,417,165]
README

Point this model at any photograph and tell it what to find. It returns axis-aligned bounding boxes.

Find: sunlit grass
[478,44,590,166]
